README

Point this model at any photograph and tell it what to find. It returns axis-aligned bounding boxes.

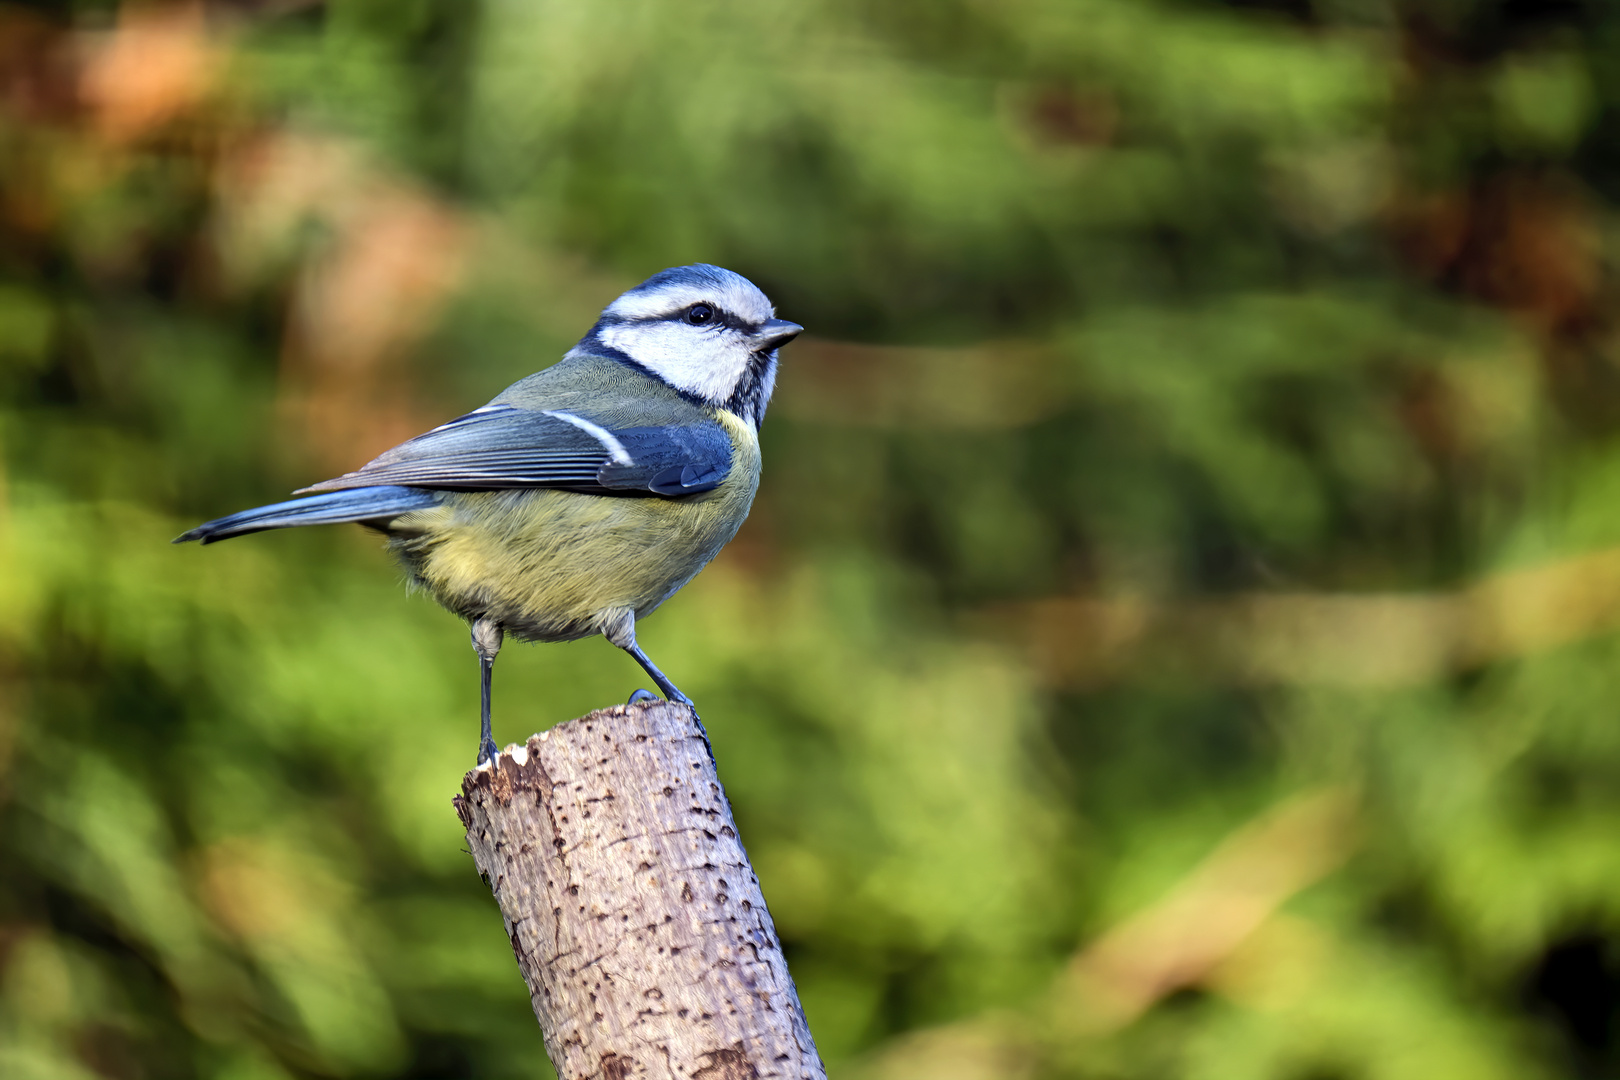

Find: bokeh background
[3,0,1620,1077]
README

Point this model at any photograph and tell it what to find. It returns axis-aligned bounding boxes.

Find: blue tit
[177,264,802,765]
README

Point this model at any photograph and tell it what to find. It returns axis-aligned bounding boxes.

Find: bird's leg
[603,611,712,757]
[623,640,712,758]
[471,617,504,767]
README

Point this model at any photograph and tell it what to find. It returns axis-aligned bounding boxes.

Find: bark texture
[454,701,826,1080]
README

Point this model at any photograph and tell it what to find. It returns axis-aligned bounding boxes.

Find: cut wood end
[458,700,695,788]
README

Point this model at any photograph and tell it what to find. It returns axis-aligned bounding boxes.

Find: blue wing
[296,404,732,498]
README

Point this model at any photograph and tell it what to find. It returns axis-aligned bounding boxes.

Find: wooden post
[453,700,826,1080]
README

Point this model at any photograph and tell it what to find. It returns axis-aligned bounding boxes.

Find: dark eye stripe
[638,306,754,333]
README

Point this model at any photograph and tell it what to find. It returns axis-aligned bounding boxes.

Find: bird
[176,264,802,767]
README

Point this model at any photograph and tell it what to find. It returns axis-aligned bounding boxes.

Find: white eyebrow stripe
[543,410,634,466]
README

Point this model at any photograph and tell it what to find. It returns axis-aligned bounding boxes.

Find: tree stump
[453,700,826,1080]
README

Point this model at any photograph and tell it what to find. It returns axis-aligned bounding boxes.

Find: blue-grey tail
[173,486,439,545]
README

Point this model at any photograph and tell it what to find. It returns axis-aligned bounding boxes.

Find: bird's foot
[477,735,499,769]
[626,688,713,760]
[690,713,713,756]
[668,695,713,762]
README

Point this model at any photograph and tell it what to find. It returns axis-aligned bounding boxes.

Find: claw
[627,688,660,705]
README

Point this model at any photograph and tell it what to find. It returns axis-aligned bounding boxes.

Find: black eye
[685,304,714,325]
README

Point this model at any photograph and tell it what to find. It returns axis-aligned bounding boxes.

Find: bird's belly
[385,474,756,642]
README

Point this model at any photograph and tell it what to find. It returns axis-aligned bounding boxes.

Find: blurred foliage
[4,0,1620,1077]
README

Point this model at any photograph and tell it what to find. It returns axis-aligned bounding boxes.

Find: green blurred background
[3,0,1620,1077]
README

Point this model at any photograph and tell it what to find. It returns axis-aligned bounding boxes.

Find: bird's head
[572,264,802,429]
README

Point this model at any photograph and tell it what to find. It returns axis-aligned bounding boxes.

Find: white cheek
[601,323,750,403]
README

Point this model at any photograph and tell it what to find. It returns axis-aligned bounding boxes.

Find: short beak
[752,319,803,352]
